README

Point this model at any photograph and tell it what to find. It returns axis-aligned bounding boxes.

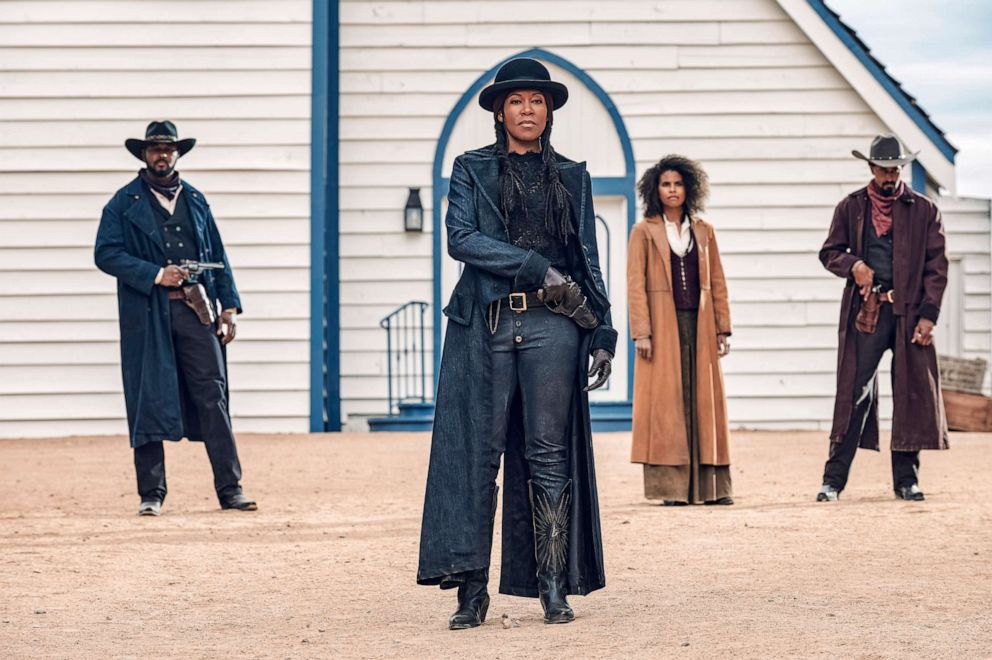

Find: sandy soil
[1,431,990,659]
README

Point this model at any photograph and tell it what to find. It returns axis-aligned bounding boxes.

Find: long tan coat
[627,216,732,466]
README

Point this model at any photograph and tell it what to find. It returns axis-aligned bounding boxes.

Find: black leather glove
[584,349,612,392]
[542,266,569,303]
[539,271,600,330]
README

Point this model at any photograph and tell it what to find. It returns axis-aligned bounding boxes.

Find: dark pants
[823,304,920,491]
[489,302,577,495]
[134,300,244,503]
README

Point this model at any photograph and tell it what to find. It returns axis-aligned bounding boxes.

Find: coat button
[514,336,523,344]
[515,320,521,327]
[165,242,171,247]
[176,227,181,232]
[178,242,183,247]
[133,194,139,199]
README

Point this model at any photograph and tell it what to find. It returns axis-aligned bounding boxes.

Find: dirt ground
[1,431,990,659]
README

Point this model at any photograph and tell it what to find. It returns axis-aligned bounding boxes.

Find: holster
[854,293,880,334]
[540,278,600,330]
[181,283,217,326]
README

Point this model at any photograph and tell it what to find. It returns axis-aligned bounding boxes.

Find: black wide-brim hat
[852,134,918,167]
[125,120,196,160]
[478,57,569,112]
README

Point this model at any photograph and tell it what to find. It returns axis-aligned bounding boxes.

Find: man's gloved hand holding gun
[157,260,236,344]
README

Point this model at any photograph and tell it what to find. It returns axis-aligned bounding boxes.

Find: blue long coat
[417,146,617,598]
[94,176,242,448]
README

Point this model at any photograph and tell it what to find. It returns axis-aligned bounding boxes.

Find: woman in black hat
[417,58,616,628]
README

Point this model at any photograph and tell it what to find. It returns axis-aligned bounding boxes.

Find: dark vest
[671,236,700,311]
[149,188,199,266]
[864,198,894,289]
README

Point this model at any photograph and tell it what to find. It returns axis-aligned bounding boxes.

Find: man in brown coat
[817,135,949,503]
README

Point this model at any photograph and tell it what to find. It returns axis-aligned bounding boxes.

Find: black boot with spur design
[530,479,574,624]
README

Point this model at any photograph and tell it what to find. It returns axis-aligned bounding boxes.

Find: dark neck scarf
[866,179,904,237]
[139,169,182,200]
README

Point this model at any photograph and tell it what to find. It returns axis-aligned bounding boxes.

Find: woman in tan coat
[627,155,733,505]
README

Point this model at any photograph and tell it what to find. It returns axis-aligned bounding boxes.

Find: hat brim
[478,80,569,112]
[126,137,196,160]
[852,149,918,167]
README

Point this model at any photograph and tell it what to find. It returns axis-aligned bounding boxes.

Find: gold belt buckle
[509,292,528,312]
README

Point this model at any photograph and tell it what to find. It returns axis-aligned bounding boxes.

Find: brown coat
[820,185,949,451]
[627,216,732,466]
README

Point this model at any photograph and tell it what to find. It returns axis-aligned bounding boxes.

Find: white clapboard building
[0,0,988,436]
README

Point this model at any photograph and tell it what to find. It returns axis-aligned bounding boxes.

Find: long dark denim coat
[95,176,241,448]
[820,184,948,451]
[418,146,618,598]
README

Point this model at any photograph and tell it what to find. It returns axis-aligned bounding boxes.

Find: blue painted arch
[431,48,637,398]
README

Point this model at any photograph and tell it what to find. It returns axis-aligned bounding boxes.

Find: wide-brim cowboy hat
[125,120,196,160]
[478,57,569,112]
[852,134,918,167]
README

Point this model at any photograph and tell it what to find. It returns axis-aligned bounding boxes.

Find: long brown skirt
[643,310,733,504]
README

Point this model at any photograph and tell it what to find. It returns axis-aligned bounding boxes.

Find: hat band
[146,135,178,142]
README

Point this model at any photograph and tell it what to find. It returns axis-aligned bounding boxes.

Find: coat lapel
[121,179,165,253]
[558,161,585,235]
[183,186,211,258]
[462,155,507,226]
[891,188,915,298]
[692,219,710,288]
[643,217,673,289]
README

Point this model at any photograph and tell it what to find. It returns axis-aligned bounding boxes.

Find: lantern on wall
[404,188,424,232]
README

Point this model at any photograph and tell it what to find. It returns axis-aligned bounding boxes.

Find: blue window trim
[432,48,637,398]
[807,0,956,164]
[911,160,926,193]
[309,0,341,431]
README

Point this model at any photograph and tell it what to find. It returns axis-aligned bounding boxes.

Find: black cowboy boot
[447,568,490,630]
[530,479,574,624]
[447,485,498,630]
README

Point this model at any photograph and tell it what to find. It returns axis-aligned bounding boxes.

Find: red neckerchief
[866,179,904,237]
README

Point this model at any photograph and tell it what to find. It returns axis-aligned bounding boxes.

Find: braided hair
[493,94,573,243]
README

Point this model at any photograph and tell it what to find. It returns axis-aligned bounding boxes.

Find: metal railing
[380,301,430,414]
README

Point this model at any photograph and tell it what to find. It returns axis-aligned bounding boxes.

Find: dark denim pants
[488,302,578,495]
[134,300,244,502]
[823,304,920,491]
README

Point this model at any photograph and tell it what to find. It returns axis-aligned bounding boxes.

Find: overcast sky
[825,0,992,199]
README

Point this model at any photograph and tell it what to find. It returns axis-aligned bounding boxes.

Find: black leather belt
[505,292,543,312]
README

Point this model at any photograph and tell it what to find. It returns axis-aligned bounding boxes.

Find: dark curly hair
[637,154,709,219]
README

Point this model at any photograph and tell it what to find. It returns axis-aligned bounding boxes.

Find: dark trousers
[489,303,578,496]
[823,304,920,491]
[134,300,243,503]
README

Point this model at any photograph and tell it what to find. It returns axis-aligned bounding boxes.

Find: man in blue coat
[95,121,256,516]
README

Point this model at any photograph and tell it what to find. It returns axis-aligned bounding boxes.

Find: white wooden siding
[0,0,312,437]
[338,0,990,431]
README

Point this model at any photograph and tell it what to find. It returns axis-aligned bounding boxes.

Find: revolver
[179,259,224,283]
